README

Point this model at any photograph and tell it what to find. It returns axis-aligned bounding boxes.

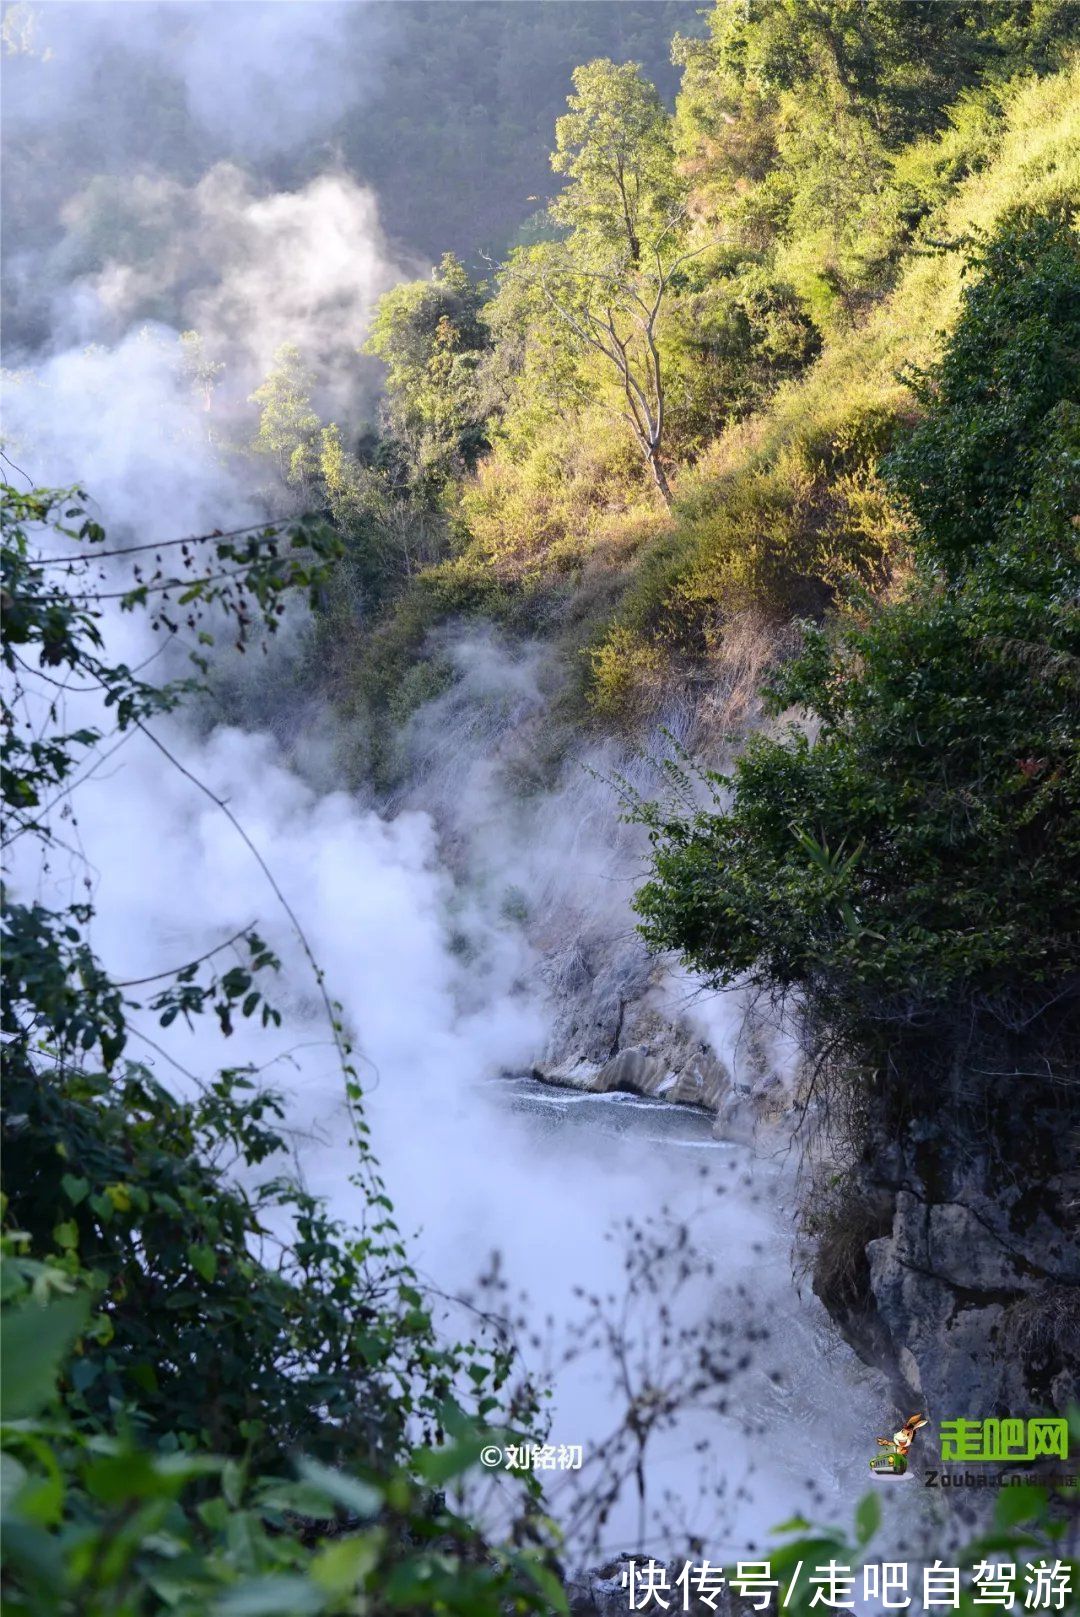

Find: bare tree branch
[497,216,713,511]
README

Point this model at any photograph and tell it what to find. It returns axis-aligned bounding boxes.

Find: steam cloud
[3,0,884,1556]
[2,1,378,156]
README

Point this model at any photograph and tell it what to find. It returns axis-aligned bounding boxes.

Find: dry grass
[585,58,1080,718]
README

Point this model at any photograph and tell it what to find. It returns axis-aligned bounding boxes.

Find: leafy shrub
[588,625,671,721]
[632,210,1080,1089]
[885,206,1080,572]
[0,485,558,1614]
[461,410,658,577]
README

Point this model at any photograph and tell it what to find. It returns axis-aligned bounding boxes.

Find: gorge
[3,3,1078,1610]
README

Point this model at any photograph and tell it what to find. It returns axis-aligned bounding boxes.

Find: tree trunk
[648,449,673,511]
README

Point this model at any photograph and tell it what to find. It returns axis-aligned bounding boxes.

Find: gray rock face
[533,924,1079,1428]
[532,933,791,1134]
[821,1120,1080,1426]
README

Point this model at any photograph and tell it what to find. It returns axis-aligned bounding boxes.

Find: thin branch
[113,925,257,989]
[31,516,314,568]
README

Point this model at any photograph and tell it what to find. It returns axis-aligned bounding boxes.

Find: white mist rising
[2,2,381,158]
[49,167,405,416]
[2,0,887,1560]
[4,323,881,1553]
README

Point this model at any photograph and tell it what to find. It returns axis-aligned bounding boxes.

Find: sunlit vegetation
[280,2,1078,737]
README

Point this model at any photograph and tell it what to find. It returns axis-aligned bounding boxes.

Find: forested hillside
[289,1,1079,758]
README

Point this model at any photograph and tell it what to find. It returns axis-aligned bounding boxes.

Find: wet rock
[714,1087,759,1144]
[535,935,747,1113]
[841,1123,1080,1419]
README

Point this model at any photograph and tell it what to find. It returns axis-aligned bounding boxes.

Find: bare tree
[500,217,710,513]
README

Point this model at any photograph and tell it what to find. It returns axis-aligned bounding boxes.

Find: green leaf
[222,1458,245,1509]
[994,1483,1046,1530]
[771,1513,813,1535]
[11,1462,65,1528]
[256,1480,344,1519]
[854,1491,881,1546]
[214,1575,327,1615]
[770,1535,847,1575]
[83,1447,215,1505]
[295,1459,382,1520]
[0,1292,90,1418]
[412,1434,485,1486]
[0,1517,58,1584]
[188,1243,217,1283]
[60,1174,89,1205]
[516,1551,571,1614]
[0,1452,29,1512]
[310,1532,383,1595]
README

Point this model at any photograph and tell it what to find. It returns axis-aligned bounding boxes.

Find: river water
[438,1073,895,1561]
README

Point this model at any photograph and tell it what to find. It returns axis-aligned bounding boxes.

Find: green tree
[886,206,1080,571]
[317,424,446,614]
[550,59,680,266]
[493,62,696,508]
[497,233,700,510]
[672,0,1079,321]
[364,253,490,491]
[179,329,225,413]
[633,207,1080,1102]
[249,344,322,491]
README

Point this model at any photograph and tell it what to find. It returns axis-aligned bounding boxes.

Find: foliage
[1,485,342,845]
[3,1060,406,1472]
[632,210,1079,1087]
[489,58,695,508]
[0,1250,564,1617]
[179,330,225,412]
[462,409,656,579]
[364,254,492,491]
[549,59,680,267]
[673,0,1078,315]
[886,208,1080,570]
[353,8,1078,737]
[588,625,671,724]
[0,485,559,1613]
[248,346,323,493]
[583,54,1079,721]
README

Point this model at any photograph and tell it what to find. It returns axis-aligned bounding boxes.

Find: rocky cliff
[813,1071,1080,1430]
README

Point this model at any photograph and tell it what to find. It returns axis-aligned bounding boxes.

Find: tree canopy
[633,210,1080,1091]
[550,59,681,266]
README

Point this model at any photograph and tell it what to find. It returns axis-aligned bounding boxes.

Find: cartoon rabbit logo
[869,1413,928,1476]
